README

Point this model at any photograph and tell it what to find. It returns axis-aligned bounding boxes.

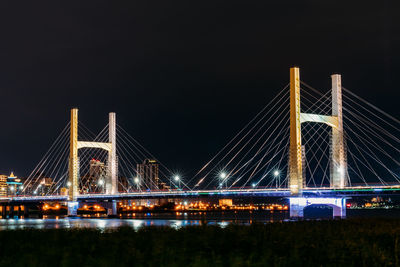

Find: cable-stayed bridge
[2,67,399,218]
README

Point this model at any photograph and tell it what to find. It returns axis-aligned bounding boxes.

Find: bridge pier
[289,197,346,219]
[67,201,79,217]
[106,200,117,218]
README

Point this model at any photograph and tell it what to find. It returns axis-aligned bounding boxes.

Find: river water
[0,209,399,230]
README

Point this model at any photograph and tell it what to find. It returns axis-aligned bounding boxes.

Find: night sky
[0,1,399,177]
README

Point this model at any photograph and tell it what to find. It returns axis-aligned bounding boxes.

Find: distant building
[0,175,7,196]
[41,177,53,187]
[89,159,107,180]
[136,159,169,190]
[81,159,107,193]
[6,172,23,196]
[37,177,53,195]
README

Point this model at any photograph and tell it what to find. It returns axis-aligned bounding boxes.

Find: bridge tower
[289,67,347,195]
[67,108,118,216]
[288,67,347,217]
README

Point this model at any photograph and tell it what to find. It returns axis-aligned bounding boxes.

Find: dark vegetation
[0,219,399,266]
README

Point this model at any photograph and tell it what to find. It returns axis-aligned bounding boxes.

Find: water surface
[0,209,398,230]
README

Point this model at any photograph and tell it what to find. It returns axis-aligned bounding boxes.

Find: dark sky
[0,1,399,177]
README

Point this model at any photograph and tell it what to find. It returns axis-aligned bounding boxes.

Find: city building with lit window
[0,175,7,196]
[81,159,107,193]
[6,172,23,196]
[136,159,169,190]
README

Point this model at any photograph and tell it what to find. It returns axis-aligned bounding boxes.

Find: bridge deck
[2,185,400,203]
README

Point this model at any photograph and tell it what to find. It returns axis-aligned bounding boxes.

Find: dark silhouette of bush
[0,219,398,266]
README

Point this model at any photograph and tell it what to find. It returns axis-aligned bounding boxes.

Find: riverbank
[0,218,398,266]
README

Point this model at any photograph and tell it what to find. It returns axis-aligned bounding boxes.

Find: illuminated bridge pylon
[289,67,347,195]
[68,108,117,216]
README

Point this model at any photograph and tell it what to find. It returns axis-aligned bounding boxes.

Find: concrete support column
[9,205,14,218]
[289,197,305,218]
[67,201,79,217]
[17,205,22,218]
[23,205,28,218]
[107,112,117,195]
[106,200,117,217]
[289,67,303,195]
[289,197,347,219]
[330,74,347,188]
[332,198,347,218]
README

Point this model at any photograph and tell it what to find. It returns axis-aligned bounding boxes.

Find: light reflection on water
[0,209,393,230]
[0,217,237,231]
[0,210,291,230]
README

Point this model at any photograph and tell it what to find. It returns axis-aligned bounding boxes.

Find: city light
[67,182,71,187]
[252,183,256,188]
[9,186,14,192]
[219,172,227,179]
[19,185,23,190]
[174,175,180,182]
[98,179,104,186]
[134,177,140,184]
[273,170,280,177]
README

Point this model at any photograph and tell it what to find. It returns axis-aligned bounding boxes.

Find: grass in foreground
[0,219,399,266]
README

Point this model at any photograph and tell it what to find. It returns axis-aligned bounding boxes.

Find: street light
[134,177,140,191]
[273,170,280,188]
[174,175,181,190]
[252,183,256,188]
[98,179,104,186]
[219,172,228,189]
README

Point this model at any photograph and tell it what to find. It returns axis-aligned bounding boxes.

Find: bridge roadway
[2,185,400,203]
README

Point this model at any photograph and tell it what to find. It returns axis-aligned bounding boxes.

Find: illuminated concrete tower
[288,67,347,196]
[68,108,79,203]
[330,74,347,188]
[288,67,303,195]
[107,112,117,195]
[67,109,117,216]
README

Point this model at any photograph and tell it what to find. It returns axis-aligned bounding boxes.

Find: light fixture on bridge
[252,183,256,188]
[134,177,140,184]
[98,179,104,186]
[219,172,227,179]
[173,175,181,190]
[67,182,71,187]
[19,185,23,190]
[273,170,280,177]
[9,186,14,192]
[219,172,228,189]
